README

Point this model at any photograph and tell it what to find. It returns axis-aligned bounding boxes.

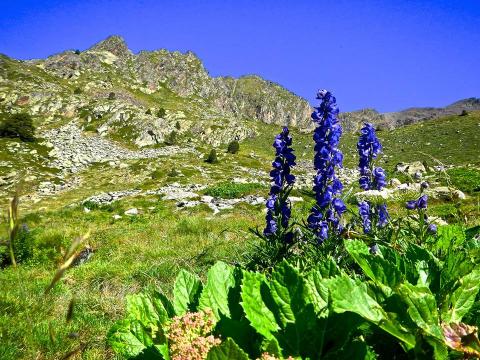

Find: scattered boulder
[429,187,466,201]
[124,208,139,216]
[395,161,426,176]
[390,178,402,187]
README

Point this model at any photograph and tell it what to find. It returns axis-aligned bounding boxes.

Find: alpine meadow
[1,2,480,359]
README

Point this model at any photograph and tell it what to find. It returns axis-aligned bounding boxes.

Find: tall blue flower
[357,123,389,231]
[307,90,346,243]
[264,127,296,238]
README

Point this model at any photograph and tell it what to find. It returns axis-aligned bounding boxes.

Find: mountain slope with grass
[1,35,480,360]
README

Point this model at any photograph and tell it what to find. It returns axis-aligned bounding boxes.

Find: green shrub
[164,131,177,145]
[204,182,263,199]
[145,108,152,115]
[168,168,180,177]
[175,121,181,130]
[0,225,35,267]
[73,87,82,95]
[205,149,218,164]
[157,107,166,118]
[83,124,97,132]
[227,140,240,154]
[150,169,163,180]
[74,49,81,55]
[108,92,116,100]
[460,110,469,116]
[0,113,35,141]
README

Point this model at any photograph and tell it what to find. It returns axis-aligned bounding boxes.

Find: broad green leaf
[306,270,329,315]
[241,270,279,339]
[441,269,480,323]
[316,256,341,278]
[379,245,417,284]
[108,319,147,357]
[207,338,250,360]
[268,261,311,326]
[397,283,443,340]
[151,291,175,325]
[327,275,416,349]
[215,316,259,356]
[324,339,377,360]
[437,225,466,251]
[126,293,161,327]
[261,337,282,357]
[345,240,403,290]
[320,312,366,357]
[173,269,203,315]
[107,319,155,358]
[465,225,480,241]
[155,343,170,360]
[327,275,385,323]
[199,261,236,320]
[267,261,321,357]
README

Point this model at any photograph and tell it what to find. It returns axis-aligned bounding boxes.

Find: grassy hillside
[0,111,480,359]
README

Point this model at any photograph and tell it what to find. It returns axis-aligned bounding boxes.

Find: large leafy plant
[108,235,480,360]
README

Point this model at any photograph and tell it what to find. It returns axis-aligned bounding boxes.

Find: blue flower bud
[427,223,437,234]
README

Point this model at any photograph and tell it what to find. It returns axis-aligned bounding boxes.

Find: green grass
[203,182,267,199]
[1,111,480,359]
[340,111,480,171]
[446,167,480,194]
[0,197,263,359]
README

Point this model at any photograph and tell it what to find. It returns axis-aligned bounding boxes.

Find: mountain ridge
[1,34,478,148]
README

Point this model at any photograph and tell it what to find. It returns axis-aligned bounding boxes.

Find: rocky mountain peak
[89,35,131,57]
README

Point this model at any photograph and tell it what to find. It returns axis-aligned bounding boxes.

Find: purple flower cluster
[357,123,389,233]
[406,194,428,210]
[405,194,437,235]
[307,90,346,243]
[357,123,386,191]
[264,127,296,237]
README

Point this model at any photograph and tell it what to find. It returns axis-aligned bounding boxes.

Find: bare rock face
[89,35,132,58]
[0,35,315,150]
[2,34,478,152]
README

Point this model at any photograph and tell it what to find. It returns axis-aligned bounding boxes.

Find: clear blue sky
[0,0,479,112]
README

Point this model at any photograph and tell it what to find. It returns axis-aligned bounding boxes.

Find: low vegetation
[0,113,35,141]
[1,106,480,359]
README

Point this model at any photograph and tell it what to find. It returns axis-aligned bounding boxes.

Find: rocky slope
[1,34,477,146]
[0,35,312,149]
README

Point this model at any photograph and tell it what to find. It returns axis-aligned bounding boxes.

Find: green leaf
[441,269,480,323]
[327,275,416,350]
[324,339,377,360]
[241,270,279,339]
[152,290,175,324]
[261,337,282,357]
[345,240,403,290]
[316,256,341,278]
[397,283,443,340]
[327,275,385,323]
[199,261,236,319]
[207,338,250,360]
[267,261,321,357]
[126,293,161,327]
[305,270,329,315]
[173,269,203,315]
[405,243,441,289]
[268,261,311,327]
[108,319,148,357]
